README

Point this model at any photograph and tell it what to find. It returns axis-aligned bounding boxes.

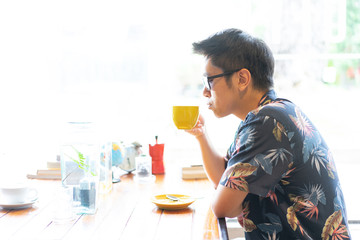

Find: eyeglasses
[202,68,242,90]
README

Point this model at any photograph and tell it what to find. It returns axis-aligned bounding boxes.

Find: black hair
[192,28,274,90]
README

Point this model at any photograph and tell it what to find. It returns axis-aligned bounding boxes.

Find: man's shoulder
[255,98,295,119]
[244,98,300,133]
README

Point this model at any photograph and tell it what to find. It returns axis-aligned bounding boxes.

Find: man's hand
[185,114,206,138]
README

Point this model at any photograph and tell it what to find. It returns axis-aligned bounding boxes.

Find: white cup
[0,183,38,203]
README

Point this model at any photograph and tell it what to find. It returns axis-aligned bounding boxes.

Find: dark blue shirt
[220,90,351,239]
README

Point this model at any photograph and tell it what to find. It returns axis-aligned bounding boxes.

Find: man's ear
[236,68,251,90]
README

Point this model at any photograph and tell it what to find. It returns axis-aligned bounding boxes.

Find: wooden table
[0,165,228,240]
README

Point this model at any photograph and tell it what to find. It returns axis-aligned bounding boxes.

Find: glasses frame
[202,68,242,90]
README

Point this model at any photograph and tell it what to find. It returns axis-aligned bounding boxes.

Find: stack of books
[27,160,61,180]
[181,165,207,180]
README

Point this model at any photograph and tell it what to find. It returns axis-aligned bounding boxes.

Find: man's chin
[211,109,229,119]
[212,110,224,118]
[209,105,225,118]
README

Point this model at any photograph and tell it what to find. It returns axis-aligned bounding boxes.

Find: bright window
[0,0,359,223]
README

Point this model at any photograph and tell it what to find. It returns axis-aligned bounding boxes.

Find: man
[187,28,351,239]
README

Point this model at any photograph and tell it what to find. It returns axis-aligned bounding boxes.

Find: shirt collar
[258,89,277,107]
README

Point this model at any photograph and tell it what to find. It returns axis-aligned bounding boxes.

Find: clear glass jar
[60,122,100,214]
[99,141,112,194]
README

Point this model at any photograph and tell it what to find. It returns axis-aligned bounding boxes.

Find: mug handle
[28,188,38,200]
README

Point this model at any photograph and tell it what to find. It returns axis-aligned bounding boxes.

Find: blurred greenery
[328,0,360,86]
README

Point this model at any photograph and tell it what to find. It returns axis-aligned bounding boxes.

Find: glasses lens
[202,76,210,90]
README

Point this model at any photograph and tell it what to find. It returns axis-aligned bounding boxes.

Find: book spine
[27,174,61,180]
[37,170,61,175]
[47,161,61,169]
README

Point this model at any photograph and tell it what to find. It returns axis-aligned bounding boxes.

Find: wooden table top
[0,166,224,240]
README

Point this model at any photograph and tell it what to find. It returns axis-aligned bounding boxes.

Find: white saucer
[0,195,38,210]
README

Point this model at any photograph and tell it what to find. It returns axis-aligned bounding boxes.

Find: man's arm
[187,115,247,218]
[196,133,226,187]
[186,115,226,187]
[212,184,247,218]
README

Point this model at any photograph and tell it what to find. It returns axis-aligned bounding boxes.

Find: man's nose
[203,87,211,97]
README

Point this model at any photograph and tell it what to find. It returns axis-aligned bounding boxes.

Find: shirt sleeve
[220,114,293,197]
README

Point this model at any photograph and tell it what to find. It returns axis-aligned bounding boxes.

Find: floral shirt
[220,90,351,240]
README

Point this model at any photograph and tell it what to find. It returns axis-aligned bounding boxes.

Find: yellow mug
[172,106,199,130]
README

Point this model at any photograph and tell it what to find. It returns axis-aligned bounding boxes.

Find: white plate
[0,196,38,210]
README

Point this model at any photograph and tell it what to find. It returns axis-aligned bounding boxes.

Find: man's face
[203,59,239,118]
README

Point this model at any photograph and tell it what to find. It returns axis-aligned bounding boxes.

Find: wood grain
[0,165,227,240]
